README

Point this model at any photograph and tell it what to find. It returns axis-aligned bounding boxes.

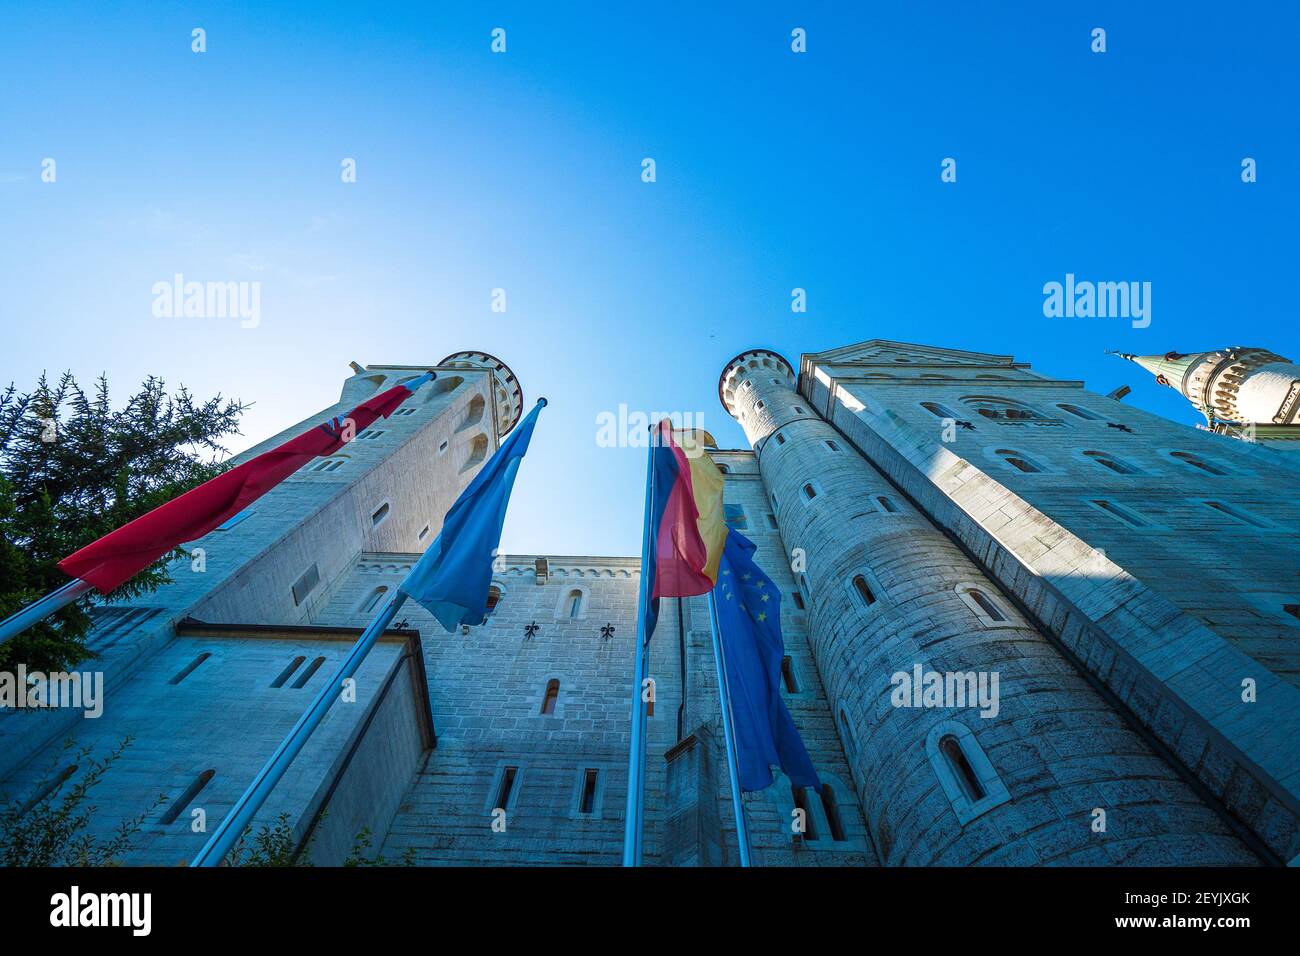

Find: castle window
[956,584,1008,624]
[216,508,256,530]
[766,513,778,530]
[418,524,430,541]
[292,563,320,606]
[356,429,385,441]
[492,766,519,812]
[995,449,1044,473]
[791,591,805,610]
[371,502,390,527]
[1084,450,1138,474]
[717,464,730,474]
[1058,403,1103,421]
[313,457,346,472]
[1089,498,1151,529]
[463,434,489,470]
[921,401,959,419]
[169,652,212,685]
[743,380,753,390]
[925,721,1010,824]
[852,575,876,607]
[964,397,1051,423]
[561,588,586,619]
[1170,451,1229,476]
[578,769,600,815]
[1203,500,1270,529]
[756,401,765,410]
[486,585,503,613]
[271,656,306,688]
[939,736,985,801]
[802,482,819,501]
[359,586,389,614]
[791,785,818,840]
[438,440,448,456]
[793,406,805,414]
[876,496,898,513]
[291,656,327,689]
[775,432,786,445]
[825,440,840,452]
[780,656,800,693]
[541,679,560,715]
[393,407,417,417]
[160,770,215,825]
[819,786,846,842]
[838,708,856,760]
[462,394,486,429]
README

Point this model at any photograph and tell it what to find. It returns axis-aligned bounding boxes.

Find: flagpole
[621,427,656,867]
[191,590,409,866]
[707,589,753,867]
[0,578,96,647]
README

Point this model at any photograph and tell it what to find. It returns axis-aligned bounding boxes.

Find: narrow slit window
[418,524,431,541]
[876,496,898,513]
[793,406,805,414]
[291,656,326,689]
[1203,500,1269,528]
[852,575,876,607]
[292,564,320,606]
[780,656,799,693]
[579,769,599,815]
[160,769,215,825]
[169,652,211,685]
[838,709,856,760]
[486,585,503,613]
[359,586,389,614]
[791,591,805,610]
[755,401,765,410]
[825,440,840,452]
[1171,451,1228,476]
[966,588,1007,622]
[766,513,778,530]
[803,483,817,501]
[1084,450,1137,474]
[820,786,846,842]
[271,656,306,688]
[216,509,255,530]
[939,736,986,802]
[921,401,959,419]
[1091,499,1149,528]
[996,449,1041,473]
[541,679,560,715]
[775,432,786,445]
[565,589,583,618]
[1058,403,1103,421]
[371,503,390,527]
[494,766,518,810]
[791,785,818,841]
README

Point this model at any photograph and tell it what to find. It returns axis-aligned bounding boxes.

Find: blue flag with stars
[714,530,821,792]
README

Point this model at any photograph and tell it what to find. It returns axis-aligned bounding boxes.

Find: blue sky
[2,2,1297,557]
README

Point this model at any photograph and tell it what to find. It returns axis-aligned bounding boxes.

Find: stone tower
[1115,347,1300,449]
[718,344,1283,865]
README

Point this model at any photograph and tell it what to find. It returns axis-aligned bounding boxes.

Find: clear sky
[3,2,1297,558]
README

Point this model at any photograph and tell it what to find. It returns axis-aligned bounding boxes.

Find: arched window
[1203,500,1270,529]
[291,656,327,689]
[802,482,818,501]
[921,401,959,419]
[964,397,1049,422]
[271,656,306,688]
[1058,403,1103,421]
[564,589,584,618]
[462,394,486,429]
[1083,450,1138,474]
[463,434,489,470]
[876,495,898,513]
[956,585,1008,624]
[939,736,985,801]
[925,721,1010,824]
[486,585,503,613]
[541,679,560,715]
[852,575,876,607]
[359,586,389,614]
[426,375,464,403]
[717,463,730,473]
[312,457,347,472]
[160,769,216,825]
[1090,498,1151,528]
[1170,450,1228,476]
[995,449,1043,473]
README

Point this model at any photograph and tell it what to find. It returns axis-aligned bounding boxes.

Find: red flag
[58,376,431,593]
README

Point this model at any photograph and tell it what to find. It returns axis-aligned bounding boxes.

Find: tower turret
[1114,347,1300,445]
[437,350,524,438]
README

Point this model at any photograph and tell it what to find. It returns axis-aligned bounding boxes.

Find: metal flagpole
[621,426,657,866]
[191,590,409,866]
[707,589,753,867]
[0,578,96,647]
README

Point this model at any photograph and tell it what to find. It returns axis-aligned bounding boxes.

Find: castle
[2,340,1297,867]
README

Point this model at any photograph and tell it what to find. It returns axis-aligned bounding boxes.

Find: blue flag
[399,400,544,631]
[713,530,821,793]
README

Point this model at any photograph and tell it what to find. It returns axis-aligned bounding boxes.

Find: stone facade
[2,340,1294,866]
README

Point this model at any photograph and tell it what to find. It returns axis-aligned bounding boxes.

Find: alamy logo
[1042,273,1150,328]
[0,666,103,718]
[595,405,706,448]
[890,664,1000,718]
[50,886,151,936]
[152,273,261,328]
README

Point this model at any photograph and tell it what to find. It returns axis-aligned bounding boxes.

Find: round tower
[437,350,525,437]
[719,350,1260,865]
[1117,347,1300,427]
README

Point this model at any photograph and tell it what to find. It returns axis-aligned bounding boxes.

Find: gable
[807,339,1016,368]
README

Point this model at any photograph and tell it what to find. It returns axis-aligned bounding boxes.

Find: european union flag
[714,531,821,792]
[399,399,544,631]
